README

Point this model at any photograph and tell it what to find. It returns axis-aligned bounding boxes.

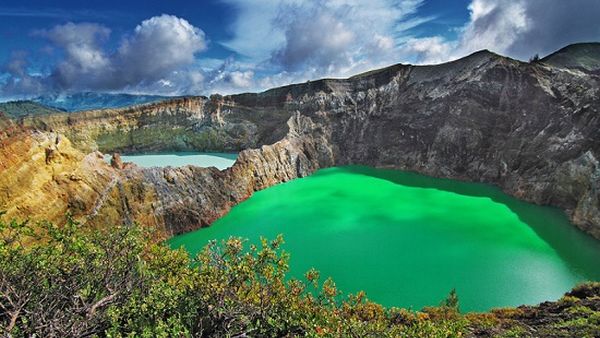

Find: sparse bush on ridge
[529,53,541,63]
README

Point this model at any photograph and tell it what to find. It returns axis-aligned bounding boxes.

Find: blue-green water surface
[169,166,600,312]
[105,152,237,169]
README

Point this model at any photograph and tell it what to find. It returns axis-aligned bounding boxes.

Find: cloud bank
[406,0,600,64]
[222,0,429,87]
[2,14,207,97]
[1,1,599,99]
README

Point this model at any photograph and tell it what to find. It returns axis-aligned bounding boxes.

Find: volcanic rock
[1,43,599,239]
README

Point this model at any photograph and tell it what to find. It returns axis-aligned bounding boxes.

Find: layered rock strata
[1,44,599,239]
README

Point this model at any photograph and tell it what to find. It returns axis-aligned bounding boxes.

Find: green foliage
[440,288,460,312]
[3,216,598,337]
[0,100,63,119]
[0,217,472,337]
[0,216,147,336]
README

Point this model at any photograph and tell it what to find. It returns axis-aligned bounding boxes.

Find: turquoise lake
[168,166,600,312]
[104,152,237,169]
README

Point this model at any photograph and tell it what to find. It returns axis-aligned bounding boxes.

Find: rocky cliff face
[0,130,116,225]
[2,43,600,239]
[21,95,291,154]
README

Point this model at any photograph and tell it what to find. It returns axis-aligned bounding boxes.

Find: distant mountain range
[32,92,173,112]
[3,42,598,241]
[0,92,174,119]
[1,43,599,119]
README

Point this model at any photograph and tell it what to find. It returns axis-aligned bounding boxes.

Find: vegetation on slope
[0,100,64,119]
[1,215,599,337]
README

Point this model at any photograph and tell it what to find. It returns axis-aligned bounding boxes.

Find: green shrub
[1,216,469,337]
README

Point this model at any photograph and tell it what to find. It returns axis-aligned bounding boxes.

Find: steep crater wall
[3,47,600,240]
[21,95,292,154]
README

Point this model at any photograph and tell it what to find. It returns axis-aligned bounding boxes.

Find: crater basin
[169,166,600,312]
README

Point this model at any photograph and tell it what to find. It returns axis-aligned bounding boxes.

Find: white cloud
[405,0,600,64]
[473,0,600,60]
[2,1,600,100]
[371,35,395,52]
[35,22,111,88]
[202,56,259,94]
[401,37,455,64]
[1,15,208,96]
[0,51,47,97]
[115,14,207,86]
[222,0,430,78]
[458,0,530,57]
[219,0,600,92]
[219,0,286,61]
[272,9,355,72]
[227,71,254,88]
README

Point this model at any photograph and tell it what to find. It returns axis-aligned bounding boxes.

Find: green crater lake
[104,152,237,169]
[169,166,600,312]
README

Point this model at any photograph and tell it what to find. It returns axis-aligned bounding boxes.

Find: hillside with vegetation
[1,43,600,337]
[0,100,64,119]
[2,44,599,242]
[1,216,599,337]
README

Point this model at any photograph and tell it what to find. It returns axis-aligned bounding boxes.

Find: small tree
[441,288,460,312]
[529,54,540,63]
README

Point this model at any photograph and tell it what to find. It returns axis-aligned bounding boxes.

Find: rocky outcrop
[468,282,600,337]
[542,43,600,72]
[110,153,124,169]
[20,95,290,154]
[2,43,600,239]
[0,113,330,236]
[0,130,117,225]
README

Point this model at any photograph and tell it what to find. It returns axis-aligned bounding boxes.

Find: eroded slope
[1,44,599,239]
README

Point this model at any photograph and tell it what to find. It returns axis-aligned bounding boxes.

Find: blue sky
[0,0,598,99]
[0,0,236,63]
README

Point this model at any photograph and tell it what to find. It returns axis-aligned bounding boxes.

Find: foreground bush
[2,215,599,337]
[0,216,468,337]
